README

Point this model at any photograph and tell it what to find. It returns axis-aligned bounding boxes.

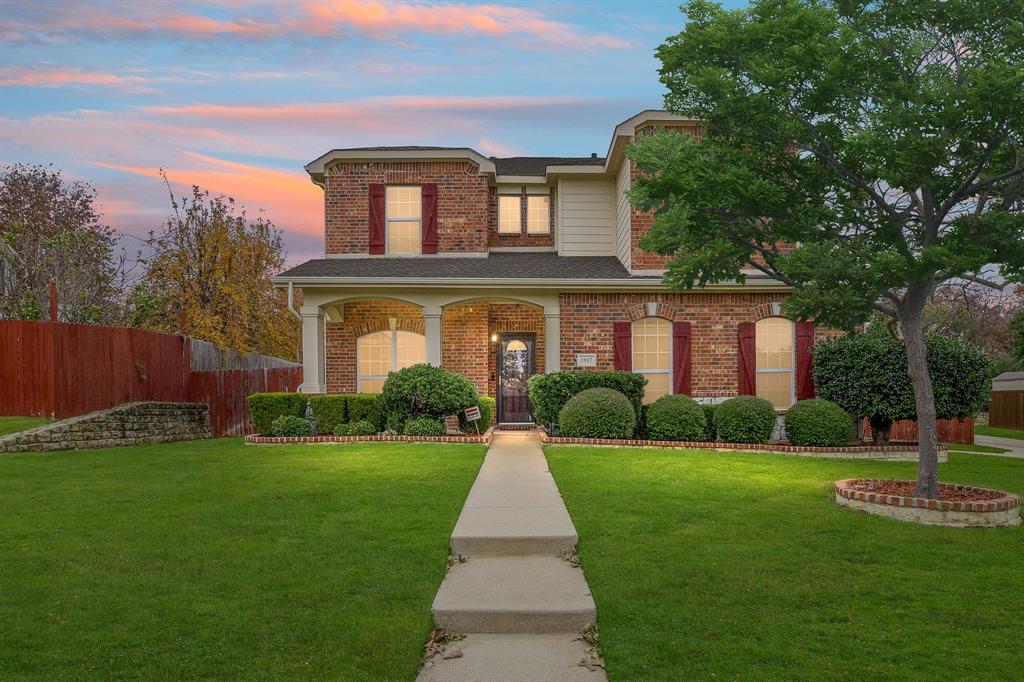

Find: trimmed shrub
[247,392,307,436]
[347,394,383,430]
[334,420,378,437]
[558,388,636,439]
[528,371,646,429]
[715,396,777,444]
[784,399,853,447]
[645,395,707,442]
[702,403,718,441]
[402,417,445,437]
[308,395,347,435]
[459,396,495,432]
[381,364,478,433]
[270,415,312,437]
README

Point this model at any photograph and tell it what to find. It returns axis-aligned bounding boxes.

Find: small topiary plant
[784,399,853,447]
[528,371,646,430]
[645,395,707,441]
[702,403,718,441]
[334,420,377,437]
[557,388,636,439]
[402,417,446,437]
[715,396,777,444]
[270,415,313,437]
[381,364,478,433]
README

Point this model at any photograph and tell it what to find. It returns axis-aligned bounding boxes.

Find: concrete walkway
[418,430,606,682]
[974,435,1024,459]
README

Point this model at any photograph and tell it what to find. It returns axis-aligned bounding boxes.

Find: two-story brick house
[275,110,820,424]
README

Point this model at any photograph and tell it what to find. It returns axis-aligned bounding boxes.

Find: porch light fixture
[490,333,498,343]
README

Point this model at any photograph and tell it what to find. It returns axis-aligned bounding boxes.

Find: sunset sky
[0,1,741,265]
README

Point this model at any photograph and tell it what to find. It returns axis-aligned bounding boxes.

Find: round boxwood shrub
[334,420,377,437]
[381,364,478,432]
[784,399,853,447]
[702,403,718,441]
[715,396,777,444]
[645,395,707,441]
[403,417,446,437]
[270,415,312,437]
[558,388,636,439]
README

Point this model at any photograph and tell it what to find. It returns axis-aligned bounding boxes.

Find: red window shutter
[612,322,632,371]
[795,321,815,400]
[672,321,692,396]
[368,183,385,254]
[421,183,438,254]
[738,322,756,395]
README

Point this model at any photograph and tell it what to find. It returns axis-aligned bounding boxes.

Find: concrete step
[432,556,596,633]
[451,506,578,556]
[417,633,606,682]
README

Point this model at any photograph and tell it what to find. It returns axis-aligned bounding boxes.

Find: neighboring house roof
[490,156,605,176]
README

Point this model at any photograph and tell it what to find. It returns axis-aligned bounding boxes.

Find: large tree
[0,164,126,323]
[137,179,299,359]
[630,0,1024,497]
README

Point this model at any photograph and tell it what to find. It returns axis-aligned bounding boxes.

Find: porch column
[424,306,442,366]
[299,305,325,393]
[544,306,560,372]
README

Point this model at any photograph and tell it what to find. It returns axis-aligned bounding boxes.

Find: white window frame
[385,185,422,255]
[754,317,796,409]
[356,329,425,393]
[632,317,673,403]
[498,194,522,234]
[526,195,550,234]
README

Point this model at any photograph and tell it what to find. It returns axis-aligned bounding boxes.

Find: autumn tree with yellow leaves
[135,177,299,360]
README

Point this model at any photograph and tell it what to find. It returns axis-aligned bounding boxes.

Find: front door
[497,333,535,423]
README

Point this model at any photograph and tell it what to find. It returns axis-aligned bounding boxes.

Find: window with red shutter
[368,183,385,254]
[672,321,692,396]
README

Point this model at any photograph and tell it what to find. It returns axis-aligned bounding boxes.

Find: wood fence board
[989,391,1024,430]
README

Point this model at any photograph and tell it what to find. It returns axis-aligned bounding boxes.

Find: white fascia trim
[271,276,791,292]
[323,252,489,259]
[305,148,496,185]
[495,175,549,184]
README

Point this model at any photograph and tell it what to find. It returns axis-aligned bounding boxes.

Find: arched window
[755,317,794,408]
[632,317,671,404]
[357,329,425,393]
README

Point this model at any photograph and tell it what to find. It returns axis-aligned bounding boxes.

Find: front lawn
[546,447,1024,680]
[0,416,51,436]
[1,439,485,680]
[976,425,1024,441]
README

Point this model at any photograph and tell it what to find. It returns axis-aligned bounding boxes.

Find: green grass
[0,416,51,436]
[976,425,1024,441]
[1,439,485,680]
[546,447,1024,680]
[947,443,1011,454]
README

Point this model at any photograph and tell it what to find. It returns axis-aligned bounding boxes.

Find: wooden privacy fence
[0,320,301,437]
[864,417,974,444]
[989,391,1024,430]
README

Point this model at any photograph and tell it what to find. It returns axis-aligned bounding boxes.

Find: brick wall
[325,300,423,393]
[441,301,490,394]
[324,161,489,254]
[559,291,793,398]
[0,402,209,453]
[487,186,556,248]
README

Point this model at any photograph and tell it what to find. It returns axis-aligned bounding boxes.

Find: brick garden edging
[834,478,1021,527]
[245,427,494,446]
[537,429,946,461]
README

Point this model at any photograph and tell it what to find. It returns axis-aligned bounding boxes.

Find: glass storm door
[497,334,535,423]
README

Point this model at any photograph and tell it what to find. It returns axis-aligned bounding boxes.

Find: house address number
[576,353,597,368]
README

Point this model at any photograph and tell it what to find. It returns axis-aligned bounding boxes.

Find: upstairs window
[498,195,521,233]
[386,186,421,254]
[755,317,794,408]
[526,195,550,234]
[632,317,671,404]
[357,329,425,393]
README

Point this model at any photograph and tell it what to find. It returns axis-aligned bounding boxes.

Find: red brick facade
[324,161,489,254]
[324,299,423,393]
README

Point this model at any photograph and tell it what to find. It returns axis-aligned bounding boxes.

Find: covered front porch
[295,286,561,422]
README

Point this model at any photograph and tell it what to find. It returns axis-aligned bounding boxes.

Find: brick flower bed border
[834,478,1021,527]
[244,427,493,446]
[537,429,946,461]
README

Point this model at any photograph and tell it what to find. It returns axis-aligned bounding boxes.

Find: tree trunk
[899,294,939,499]
[869,416,892,446]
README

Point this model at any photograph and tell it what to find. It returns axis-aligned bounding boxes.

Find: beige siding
[557,178,616,256]
[615,160,632,269]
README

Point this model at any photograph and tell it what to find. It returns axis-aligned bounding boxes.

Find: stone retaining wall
[0,402,210,453]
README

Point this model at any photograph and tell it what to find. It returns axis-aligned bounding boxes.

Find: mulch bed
[845,479,1005,502]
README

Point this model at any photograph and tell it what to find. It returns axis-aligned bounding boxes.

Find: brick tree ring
[834,479,1021,527]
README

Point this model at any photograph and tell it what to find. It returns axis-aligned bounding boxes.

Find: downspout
[287,282,302,321]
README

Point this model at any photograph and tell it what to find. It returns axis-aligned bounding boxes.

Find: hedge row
[528,371,646,429]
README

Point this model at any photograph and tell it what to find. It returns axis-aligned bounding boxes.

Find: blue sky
[0,1,743,264]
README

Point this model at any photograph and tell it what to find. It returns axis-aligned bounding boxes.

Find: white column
[424,306,443,367]
[544,306,560,372]
[299,305,325,394]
